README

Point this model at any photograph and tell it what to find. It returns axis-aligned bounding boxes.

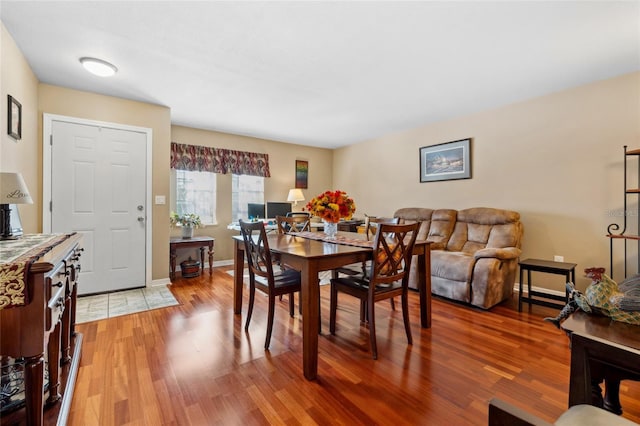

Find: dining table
[231,230,432,380]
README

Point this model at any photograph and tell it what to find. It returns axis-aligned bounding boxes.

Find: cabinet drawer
[46,285,65,332]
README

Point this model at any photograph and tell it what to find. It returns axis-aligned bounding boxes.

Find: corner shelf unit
[607,145,640,279]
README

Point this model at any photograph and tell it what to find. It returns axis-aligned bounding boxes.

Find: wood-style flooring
[58,268,640,424]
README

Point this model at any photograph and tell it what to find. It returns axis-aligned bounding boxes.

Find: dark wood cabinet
[0,233,83,426]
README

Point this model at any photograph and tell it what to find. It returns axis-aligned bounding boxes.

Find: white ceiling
[1,1,639,149]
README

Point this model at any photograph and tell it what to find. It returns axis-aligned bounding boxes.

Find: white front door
[48,118,148,295]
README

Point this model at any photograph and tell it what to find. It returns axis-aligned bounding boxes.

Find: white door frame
[42,113,153,287]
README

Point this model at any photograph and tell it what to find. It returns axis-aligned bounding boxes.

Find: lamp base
[0,204,16,240]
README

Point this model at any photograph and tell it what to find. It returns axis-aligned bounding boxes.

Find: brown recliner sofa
[394,207,523,309]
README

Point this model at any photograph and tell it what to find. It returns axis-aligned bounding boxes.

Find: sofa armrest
[428,241,447,250]
[474,247,521,261]
[488,398,553,426]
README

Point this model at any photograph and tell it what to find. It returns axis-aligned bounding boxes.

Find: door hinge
[50,134,53,145]
[50,201,52,212]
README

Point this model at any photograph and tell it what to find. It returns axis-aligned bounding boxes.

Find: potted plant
[170,212,202,239]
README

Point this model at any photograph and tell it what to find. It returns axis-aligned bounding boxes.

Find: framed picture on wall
[295,160,308,189]
[419,138,472,182]
[7,95,22,140]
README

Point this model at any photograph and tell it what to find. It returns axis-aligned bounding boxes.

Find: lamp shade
[0,172,33,204]
[287,188,305,204]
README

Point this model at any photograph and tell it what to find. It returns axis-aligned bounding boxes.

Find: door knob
[138,216,145,222]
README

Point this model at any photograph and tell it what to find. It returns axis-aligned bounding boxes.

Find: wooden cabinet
[0,233,83,426]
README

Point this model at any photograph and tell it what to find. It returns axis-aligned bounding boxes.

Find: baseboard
[151,277,172,286]
[513,283,565,298]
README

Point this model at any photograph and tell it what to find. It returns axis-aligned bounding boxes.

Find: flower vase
[182,225,194,239]
[323,220,338,239]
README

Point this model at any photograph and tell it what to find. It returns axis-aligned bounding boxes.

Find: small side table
[170,236,214,279]
[518,258,576,312]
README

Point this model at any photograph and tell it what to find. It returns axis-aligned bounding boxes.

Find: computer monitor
[247,203,265,219]
[266,202,292,219]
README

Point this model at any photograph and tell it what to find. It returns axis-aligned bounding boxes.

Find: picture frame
[7,95,21,140]
[419,138,471,182]
[295,160,308,189]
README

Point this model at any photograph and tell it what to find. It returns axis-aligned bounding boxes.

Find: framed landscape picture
[420,138,472,182]
[295,160,308,188]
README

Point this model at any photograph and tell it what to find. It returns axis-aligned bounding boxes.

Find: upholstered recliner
[394,207,523,309]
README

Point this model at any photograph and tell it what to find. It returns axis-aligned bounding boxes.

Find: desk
[518,258,576,311]
[170,236,214,279]
[232,231,431,380]
[561,312,640,414]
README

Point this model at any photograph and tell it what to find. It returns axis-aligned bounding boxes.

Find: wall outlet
[554,255,564,262]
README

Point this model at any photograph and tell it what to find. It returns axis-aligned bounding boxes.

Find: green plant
[170,212,202,228]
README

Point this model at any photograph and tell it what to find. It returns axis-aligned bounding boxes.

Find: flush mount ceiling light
[79,57,118,77]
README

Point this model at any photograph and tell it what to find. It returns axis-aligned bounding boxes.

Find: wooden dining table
[232,231,432,380]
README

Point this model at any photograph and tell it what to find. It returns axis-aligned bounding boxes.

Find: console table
[561,311,640,415]
[169,236,214,279]
[0,233,83,426]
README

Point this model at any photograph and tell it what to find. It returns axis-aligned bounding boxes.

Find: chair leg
[368,294,378,360]
[402,292,412,345]
[329,283,338,334]
[245,282,256,331]
[289,292,295,317]
[390,297,396,311]
[265,294,276,349]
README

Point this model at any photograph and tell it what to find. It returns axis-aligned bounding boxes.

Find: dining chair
[275,215,311,233]
[275,215,309,304]
[286,211,311,218]
[239,219,302,349]
[329,221,420,359]
[334,217,400,318]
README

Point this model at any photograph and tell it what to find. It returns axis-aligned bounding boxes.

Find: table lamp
[287,188,305,206]
[0,172,33,240]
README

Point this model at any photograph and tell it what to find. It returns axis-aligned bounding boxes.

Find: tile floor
[75,285,179,324]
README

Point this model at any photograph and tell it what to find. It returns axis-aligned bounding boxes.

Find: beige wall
[37,85,172,281]
[6,18,640,293]
[1,24,40,232]
[334,72,640,291]
[171,125,333,261]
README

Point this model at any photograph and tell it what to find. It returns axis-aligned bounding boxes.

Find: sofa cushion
[394,208,456,250]
[431,251,474,283]
[447,207,522,253]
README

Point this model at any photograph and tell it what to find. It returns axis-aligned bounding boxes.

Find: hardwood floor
[60,267,640,425]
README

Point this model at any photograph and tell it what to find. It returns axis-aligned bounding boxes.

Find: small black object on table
[518,258,576,312]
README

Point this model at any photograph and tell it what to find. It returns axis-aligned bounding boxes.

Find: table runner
[292,231,374,248]
[0,234,71,310]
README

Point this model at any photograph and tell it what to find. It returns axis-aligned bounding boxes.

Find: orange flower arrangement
[305,190,356,223]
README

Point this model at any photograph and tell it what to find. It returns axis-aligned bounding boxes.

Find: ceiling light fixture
[79,57,118,77]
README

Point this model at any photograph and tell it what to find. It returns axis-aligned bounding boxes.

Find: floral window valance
[170,142,271,177]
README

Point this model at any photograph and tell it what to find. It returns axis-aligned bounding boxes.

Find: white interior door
[49,119,148,295]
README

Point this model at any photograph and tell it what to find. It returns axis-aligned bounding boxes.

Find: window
[232,174,264,221]
[171,169,217,224]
